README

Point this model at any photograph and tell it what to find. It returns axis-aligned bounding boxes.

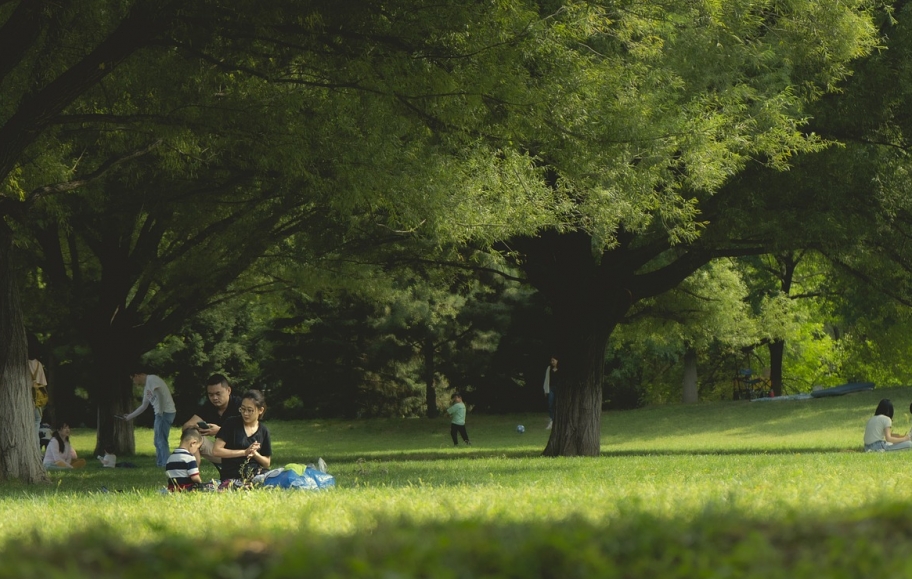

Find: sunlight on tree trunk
[0,222,49,483]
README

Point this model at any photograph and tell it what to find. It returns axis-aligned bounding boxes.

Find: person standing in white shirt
[117,371,177,467]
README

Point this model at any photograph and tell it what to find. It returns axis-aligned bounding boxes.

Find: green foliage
[515,0,878,248]
[247,266,534,418]
[775,312,840,391]
[628,259,760,350]
[142,295,270,411]
[0,0,895,461]
[604,244,912,404]
[607,259,777,405]
[823,303,912,387]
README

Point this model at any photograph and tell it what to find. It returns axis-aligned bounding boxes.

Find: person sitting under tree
[43,421,86,469]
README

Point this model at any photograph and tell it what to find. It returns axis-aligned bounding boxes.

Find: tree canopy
[0,0,899,478]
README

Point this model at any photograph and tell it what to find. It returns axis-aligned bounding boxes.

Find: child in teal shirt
[447,393,470,446]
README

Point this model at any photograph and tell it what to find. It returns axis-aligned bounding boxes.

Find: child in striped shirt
[165,428,203,491]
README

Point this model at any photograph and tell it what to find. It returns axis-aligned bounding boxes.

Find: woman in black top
[213,389,272,480]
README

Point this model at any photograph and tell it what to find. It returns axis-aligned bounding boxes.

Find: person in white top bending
[117,370,177,467]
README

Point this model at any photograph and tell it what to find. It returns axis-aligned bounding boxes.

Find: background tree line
[28,246,912,426]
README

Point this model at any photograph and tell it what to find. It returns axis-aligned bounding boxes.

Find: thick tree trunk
[516,229,711,456]
[95,386,136,458]
[86,330,139,457]
[0,221,49,483]
[521,232,632,457]
[682,346,698,403]
[542,329,608,457]
[767,252,796,397]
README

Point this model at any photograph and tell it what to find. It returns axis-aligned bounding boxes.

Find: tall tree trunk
[542,327,608,457]
[423,337,438,418]
[516,230,712,456]
[86,329,139,457]
[516,231,636,457]
[0,220,48,483]
[766,252,797,397]
[94,374,136,458]
[682,346,698,403]
[768,339,784,397]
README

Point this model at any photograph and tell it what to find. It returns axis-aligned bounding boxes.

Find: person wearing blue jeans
[118,371,177,467]
[153,410,177,466]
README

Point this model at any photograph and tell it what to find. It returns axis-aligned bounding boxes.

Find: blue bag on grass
[261,465,335,490]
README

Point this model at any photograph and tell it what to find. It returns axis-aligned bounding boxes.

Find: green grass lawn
[5,387,912,577]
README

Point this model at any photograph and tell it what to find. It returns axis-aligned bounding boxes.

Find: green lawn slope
[4,386,912,578]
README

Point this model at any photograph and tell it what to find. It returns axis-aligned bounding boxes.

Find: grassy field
[5,386,912,577]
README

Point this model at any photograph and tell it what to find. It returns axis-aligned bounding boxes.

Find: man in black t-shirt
[181,374,242,469]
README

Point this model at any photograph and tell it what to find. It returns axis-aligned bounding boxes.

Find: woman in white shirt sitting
[43,422,87,469]
[864,399,912,452]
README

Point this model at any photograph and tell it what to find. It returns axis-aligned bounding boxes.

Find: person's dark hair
[206,374,231,389]
[52,420,70,454]
[242,390,266,416]
[181,427,203,443]
[131,367,154,376]
[875,399,894,419]
[451,392,462,401]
